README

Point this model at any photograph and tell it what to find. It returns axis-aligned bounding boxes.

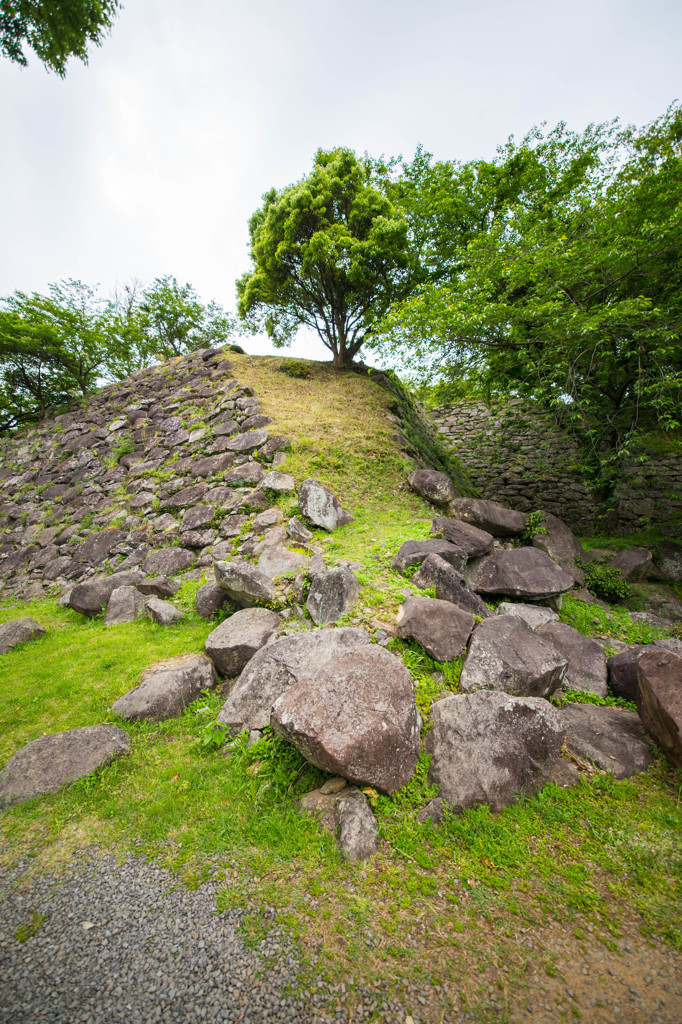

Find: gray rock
[637,648,682,769]
[391,539,467,575]
[224,463,265,488]
[607,645,643,702]
[298,478,353,531]
[217,627,370,731]
[258,434,291,460]
[214,559,276,607]
[532,513,586,584]
[195,581,230,619]
[180,529,216,549]
[181,505,216,531]
[0,617,46,654]
[287,516,313,544]
[111,654,217,722]
[73,530,127,567]
[257,544,308,579]
[142,548,196,577]
[558,703,654,779]
[431,517,493,558]
[449,498,528,537]
[407,470,457,506]
[219,515,249,538]
[103,586,146,626]
[0,726,131,809]
[224,429,269,454]
[306,566,360,625]
[160,484,207,510]
[252,509,283,533]
[396,595,475,662]
[337,790,379,862]
[460,615,568,698]
[412,554,492,618]
[261,471,296,494]
[68,570,145,617]
[426,691,564,812]
[271,645,420,795]
[610,547,653,581]
[495,601,558,629]
[655,539,682,582]
[465,547,575,599]
[145,597,186,625]
[204,608,281,677]
[537,621,608,696]
[137,575,181,599]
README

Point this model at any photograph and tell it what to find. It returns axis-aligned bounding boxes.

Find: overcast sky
[1,0,679,361]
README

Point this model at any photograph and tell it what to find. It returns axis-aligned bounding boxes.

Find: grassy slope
[1,354,681,1021]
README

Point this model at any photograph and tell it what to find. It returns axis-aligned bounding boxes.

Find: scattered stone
[144,597,186,626]
[412,554,492,618]
[287,516,313,544]
[426,691,564,812]
[337,790,379,862]
[261,471,296,494]
[111,654,218,722]
[241,413,273,431]
[103,586,146,626]
[460,615,568,698]
[449,498,528,537]
[258,435,291,460]
[298,478,353,531]
[136,575,181,599]
[0,726,131,809]
[607,645,643,702]
[537,621,608,696]
[396,595,475,662]
[68,570,145,617]
[465,547,575,599]
[271,645,420,795]
[637,648,682,769]
[531,513,586,583]
[180,529,216,549]
[306,566,360,625]
[224,463,265,488]
[204,608,281,677]
[391,539,467,574]
[610,547,653,581]
[160,484,207,510]
[0,617,46,654]
[257,545,308,579]
[655,539,682,582]
[74,530,127,567]
[407,470,457,506]
[431,517,493,558]
[181,506,216,531]
[218,627,370,731]
[558,703,654,779]
[195,581,230,619]
[214,559,276,607]
[252,509,282,533]
[219,515,249,538]
[142,548,196,577]
[224,429,269,454]
[495,601,558,629]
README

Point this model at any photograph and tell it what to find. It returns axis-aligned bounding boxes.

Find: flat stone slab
[0,617,46,654]
[466,547,575,599]
[145,598,186,625]
[460,615,568,698]
[257,544,308,579]
[0,726,131,808]
[426,691,564,813]
[558,703,654,779]
[412,554,492,618]
[271,645,420,795]
[204,608,281,677]
[306,566,361,625]
[495,602,558,629]
[532,513,586,584]
[224,429,269,453]
[449,498,527,537]
[142,548,196,577]
[431,517,493,558]
[218,627,370,732]
[111,654,217,722]
[537,621,607,696]
[215,559,277,606]
[396,595,475,662]
[407,470,457,506]
[68,570,145,617]
[391,539,467,574]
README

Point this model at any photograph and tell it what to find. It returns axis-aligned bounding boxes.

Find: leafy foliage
[576,558,631,603]
[521,509,549,543]
[1,0,120,75]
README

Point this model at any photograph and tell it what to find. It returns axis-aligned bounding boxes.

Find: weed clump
[279,359,311,380]
[577,558,630,603]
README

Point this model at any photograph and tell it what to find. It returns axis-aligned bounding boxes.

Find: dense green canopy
[1,0,120,75]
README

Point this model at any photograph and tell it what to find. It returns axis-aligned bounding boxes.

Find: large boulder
[224,428,270,454]
[142,548,196,576]
[298,479,353,531]
[607,645,643,702]
[144,597,186,626]
[396,595,474,662]
[271,646,420,795]
[655,540,682,582]
[195,581,230,619]
[391,539,467,575]
[412,554,492,618]
[0,726,131,809]
[495,602,558,629]
[558,703,654,779]
[337,790,379,862]
[137,576,181,599]
[214,559,276,607]
[531,513,586,584]
[407,470,457,506]
[111,654,217,722]
[610,547,653,582]
[68,569,145,617]
[103,586,146,626]
[537,621,608,697]
[217,627,371,731]
[449,498,527,537]
[224,463,265,488]
[637,648,682,769]
[73,529,127,567]
[257,545,308,579]
[425,691,564,812]
[204,608,280,677]
[261,471,296,494]
[306,566,361,625]
[460,615,568,698]
[465,547,575,600]
[431,517,493,558]
[0,617,46,654]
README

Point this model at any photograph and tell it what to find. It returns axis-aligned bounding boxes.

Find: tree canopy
[1,0,120,75]
[237,147,412,368]
[370,105,682,489]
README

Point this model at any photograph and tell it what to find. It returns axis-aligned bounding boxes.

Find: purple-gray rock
[68,570,145,617]
[449,498,528,537]
[0,726,131,809]
[306,566,361,625]
[103,586,146,626]
[160,484,207,510]
[531,513,586,584]
[287,516,313,545]
[224,463,266,488]
[460,615,568,698]
[637,648,682,769]
[0,617,46,654]
[74,529,127,566]
[391,539,467,575]
[337,790,379,862]
[407,470,457,507]
[412,554,492,618]
[224,429,269,454]
[137,575,182,599]
[195,581,230,619]
[396,595,475,662]
[431,517,494,558]
[558,703,654,779]
[655,540,682,582]
[257,544,308,579]
[214,559,277,607]
[142,548,196,577]
[607,645,643,702]
[537,621,607,696]
[204,608,281,677]
[271,645,420,795]
[181,505,216,531]
[217,627,370,731]
[111,654,217,722]
[465,547,575,599]
[298,479,353,531]
[261,471,296,494]
[144,597,186,625]
[426,691,564,812]
[610,547,653,582]
[495,602,558,629]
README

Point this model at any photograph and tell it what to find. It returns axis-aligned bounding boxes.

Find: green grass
[559,594,674,645]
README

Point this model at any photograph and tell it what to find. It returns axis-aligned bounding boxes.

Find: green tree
[138,276,234,360]
[237,147,411,369]
[1,0,120,75]
[374,107,682,490]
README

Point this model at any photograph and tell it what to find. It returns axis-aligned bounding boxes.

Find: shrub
[577,558,630,603]
[521,509,549,544]
[279,359,311,379]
